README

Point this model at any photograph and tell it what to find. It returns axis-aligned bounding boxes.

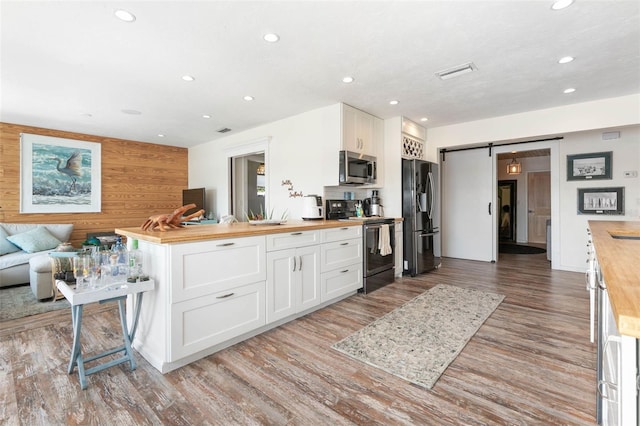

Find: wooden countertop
[589,220,640,338]
[115,219,384,244]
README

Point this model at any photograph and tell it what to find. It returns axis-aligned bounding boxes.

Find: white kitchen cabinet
[320,228,363,302]
[166,235,266,361]
[343,104,376,157]
[266,231,321,323]
[170,281,265,360]
[320,238,362,273]
[342,103,383,163]
[122,223,363,374]
[169,236,266,303]
[587,231,638,426]
[321,264,362,302]
[321,225,362,243]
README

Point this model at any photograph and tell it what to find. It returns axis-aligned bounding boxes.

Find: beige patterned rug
[332,284,504,389]
[0,284,69,322]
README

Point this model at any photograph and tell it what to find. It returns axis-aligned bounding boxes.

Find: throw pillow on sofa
[6,227,62,253]
[0,226,21,255]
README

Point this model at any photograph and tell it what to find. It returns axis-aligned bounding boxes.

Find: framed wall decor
[567,151,612,181]
[20,133,101,213]
[577,187,624,215]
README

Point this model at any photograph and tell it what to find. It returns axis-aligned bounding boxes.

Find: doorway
[230,153,265,221]
[498,180,517,242]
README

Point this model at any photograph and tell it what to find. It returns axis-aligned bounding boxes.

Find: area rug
[499,243,546,254]
[332,284,504,389]
[0,284,69,322]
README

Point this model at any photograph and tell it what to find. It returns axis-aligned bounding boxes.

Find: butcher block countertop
[116,219,365,244]
[589,220,640,339]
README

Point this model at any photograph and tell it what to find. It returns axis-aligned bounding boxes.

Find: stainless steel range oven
[362,218,395,293]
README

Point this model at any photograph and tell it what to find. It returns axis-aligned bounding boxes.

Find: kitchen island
[587,220,640,425]
[116,220,364,373]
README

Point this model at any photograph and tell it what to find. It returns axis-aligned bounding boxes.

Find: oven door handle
[420,231,439,237]
[364,223,395,230]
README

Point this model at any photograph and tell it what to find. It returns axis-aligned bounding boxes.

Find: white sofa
[0,223,74,300]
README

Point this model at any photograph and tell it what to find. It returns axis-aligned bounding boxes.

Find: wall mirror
[498,180,517,242]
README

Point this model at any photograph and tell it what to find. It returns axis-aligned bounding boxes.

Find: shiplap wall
[0,122,188,246]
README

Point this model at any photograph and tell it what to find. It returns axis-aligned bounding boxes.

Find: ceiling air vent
[435,62,477,80]
[217,127,232,133]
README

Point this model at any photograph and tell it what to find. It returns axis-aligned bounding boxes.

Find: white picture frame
[20,133,101,213]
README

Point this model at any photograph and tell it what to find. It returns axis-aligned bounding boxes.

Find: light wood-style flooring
[1,252,596,425]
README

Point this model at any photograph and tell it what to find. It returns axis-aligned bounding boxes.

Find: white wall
[428,94,640,272]
[189,103,341,220]
[558,127,640,271]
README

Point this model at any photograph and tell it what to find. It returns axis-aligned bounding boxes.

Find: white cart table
[56,279,154,389]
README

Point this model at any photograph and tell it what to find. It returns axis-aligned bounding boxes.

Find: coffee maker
[370,190,383,217]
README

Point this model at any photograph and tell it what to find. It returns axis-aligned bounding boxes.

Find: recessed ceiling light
[202,114,211,119]
[121,109,142,115]
[558,56,574,64]
[244,96,255,101]
[182,75,195,82]
[564,88,576,94]
[114,9,136,22]
[263,33,280,43]
[389,100,399,105]
[420,117,428,122]
[158,134,165,138]
[551,0,574,10]
[342,76,354,83]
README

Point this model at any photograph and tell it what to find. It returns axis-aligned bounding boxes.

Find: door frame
[490,141,559,266]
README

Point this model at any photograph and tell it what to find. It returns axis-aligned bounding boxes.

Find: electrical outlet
[623,170,638,178]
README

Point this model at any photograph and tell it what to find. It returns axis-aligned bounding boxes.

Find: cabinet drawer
[321,238,362,273]
[170,236,266,303]
[266,230,319,251]
[321,225,362,243]
[170,281,265,361]
[321,264,362,302]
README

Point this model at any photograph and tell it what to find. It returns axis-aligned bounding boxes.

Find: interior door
[527,171,550,244]
[441,149,494,262]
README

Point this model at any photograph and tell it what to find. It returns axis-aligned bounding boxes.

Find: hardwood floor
[0,253,596,425]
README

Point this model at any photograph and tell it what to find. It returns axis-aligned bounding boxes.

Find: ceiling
[1,1,639,149]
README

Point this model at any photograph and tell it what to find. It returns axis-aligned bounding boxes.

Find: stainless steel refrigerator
[402,158,441,276]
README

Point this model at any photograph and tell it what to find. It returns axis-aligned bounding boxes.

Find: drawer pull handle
[216,292,235,299]
[217,242,235,247]
[291,232,303,236]
[341,227,349,230]
[341,242,349,246]
[340,269,349,273]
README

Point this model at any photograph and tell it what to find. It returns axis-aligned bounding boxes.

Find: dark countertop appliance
[325,199,395,293]
[402,158,441,276]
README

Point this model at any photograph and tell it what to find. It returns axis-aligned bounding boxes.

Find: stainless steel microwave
[339,150,377,185]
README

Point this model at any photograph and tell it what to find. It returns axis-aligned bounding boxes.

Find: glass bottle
[110,236,129,282]
[128,239,143,282]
